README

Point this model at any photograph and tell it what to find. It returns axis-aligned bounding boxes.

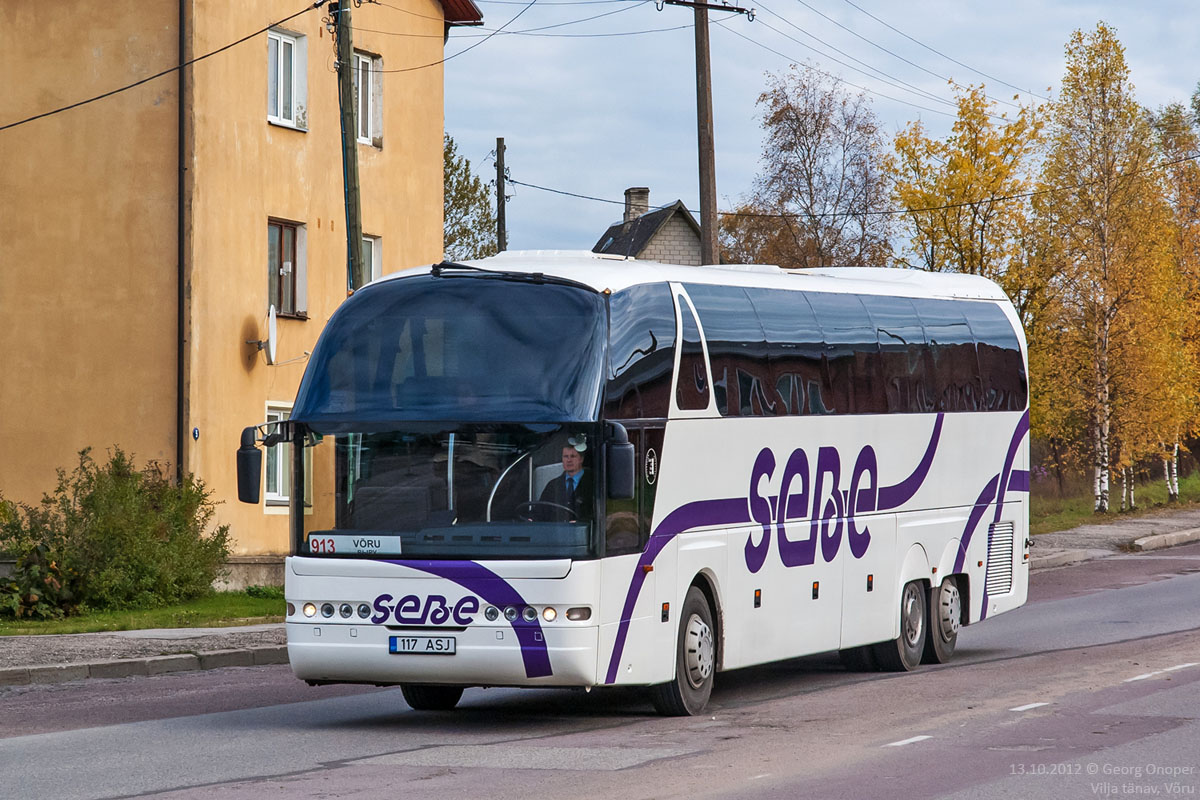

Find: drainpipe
[176,0,187,482]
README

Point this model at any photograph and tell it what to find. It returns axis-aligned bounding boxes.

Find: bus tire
[873,580,926,672]
[400,684,464,711]
[649,586,715,716]
[838,645,878,672]
[922,578,961,664]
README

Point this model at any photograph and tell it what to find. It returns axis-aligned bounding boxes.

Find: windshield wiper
[429,261,594,292]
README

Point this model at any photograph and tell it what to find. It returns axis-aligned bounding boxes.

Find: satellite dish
[265,305,278,365]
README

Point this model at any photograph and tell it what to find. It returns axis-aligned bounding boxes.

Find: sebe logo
[745,444,880,573]
[371,593,481,626]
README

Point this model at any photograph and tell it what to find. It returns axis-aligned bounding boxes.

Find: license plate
[389,636,456,655]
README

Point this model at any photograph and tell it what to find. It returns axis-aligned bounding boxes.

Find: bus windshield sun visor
[290,275,607,429]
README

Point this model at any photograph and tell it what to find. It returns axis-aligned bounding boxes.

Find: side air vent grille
[986,521,1015,595]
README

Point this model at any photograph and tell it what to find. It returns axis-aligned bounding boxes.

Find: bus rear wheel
[922,578,961,664]
[873,580,926,672]
[650,586,715,716]
[400,684,464,711]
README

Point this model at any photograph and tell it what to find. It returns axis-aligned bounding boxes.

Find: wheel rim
[938,582,961,641]
[684,613,714,689]
[901,584,924,648]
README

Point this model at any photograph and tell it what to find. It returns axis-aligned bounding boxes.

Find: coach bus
[235,251,1030,715]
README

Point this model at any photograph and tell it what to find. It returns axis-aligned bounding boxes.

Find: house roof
[440,0,484,25]
[591,200,701,259]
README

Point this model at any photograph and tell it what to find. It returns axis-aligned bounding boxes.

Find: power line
[716,20,960,120]
[509,149,1200,221]
[838,0,1051,102]
[780,0,1023,110]
[0,1,328,134]
[374,0,538,72]
[357,22,690,37]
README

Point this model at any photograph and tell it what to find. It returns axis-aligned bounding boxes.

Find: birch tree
[891,85,1044,322]
[444,133,498,261]
[1036,23,1177,512]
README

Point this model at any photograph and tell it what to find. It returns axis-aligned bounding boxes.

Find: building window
[265,406,312,508]
[353,51,382,146]
[268,30,307,128]
[268,219,307,317]
[363,235,382,282]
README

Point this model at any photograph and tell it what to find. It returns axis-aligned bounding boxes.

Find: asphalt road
[3,543,1199,800]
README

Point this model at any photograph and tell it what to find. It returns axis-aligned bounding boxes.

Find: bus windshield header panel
[292,276,607,428]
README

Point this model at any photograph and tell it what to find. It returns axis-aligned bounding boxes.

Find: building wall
[642,215,702,266]
[0,1,448,557]
[188,0,448,555]
[0,3,180,504]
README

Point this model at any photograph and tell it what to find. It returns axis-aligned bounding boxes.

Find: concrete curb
[1131,527,1200,552]
[0,645,288,688]
[1030,548,1113,570]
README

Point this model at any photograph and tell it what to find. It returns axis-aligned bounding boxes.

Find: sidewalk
[3,513,1200,689]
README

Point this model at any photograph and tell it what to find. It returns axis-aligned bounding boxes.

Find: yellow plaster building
[0,0,480,577]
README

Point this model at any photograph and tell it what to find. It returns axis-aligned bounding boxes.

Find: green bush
[245,584,285,600]
[0,448,231,616]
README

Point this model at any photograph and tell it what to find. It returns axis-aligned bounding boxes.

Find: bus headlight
[522,606,538,622]
[357,603,371,619]
[503,606,519,621]
[287,602,296,616]
[320,603,335,618]
[542,607,557,622]
[566,607,591,621]
[339,603,353,618]
[303,603,317,618]
[484,606,500,621]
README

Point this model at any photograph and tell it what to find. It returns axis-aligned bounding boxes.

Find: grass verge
[1030,471,1200,536]
[0,591,284,636]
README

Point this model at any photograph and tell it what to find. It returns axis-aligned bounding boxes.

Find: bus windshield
[291,275,607,427]
[304,423,600,560]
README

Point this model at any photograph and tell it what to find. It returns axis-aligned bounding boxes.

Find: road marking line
[1125,663,1199,682]
[884,735,932,747]
[1009,702,1050,712]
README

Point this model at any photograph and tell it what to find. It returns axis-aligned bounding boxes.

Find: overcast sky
[437,0,1198,252]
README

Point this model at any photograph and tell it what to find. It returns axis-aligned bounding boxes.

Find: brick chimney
[624,187,650,223]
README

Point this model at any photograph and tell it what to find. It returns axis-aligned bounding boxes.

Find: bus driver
[539,434,592,521]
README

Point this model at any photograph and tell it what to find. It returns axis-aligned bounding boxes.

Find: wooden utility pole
[662,0,751,265]
[334,1,366,291]
[496,137,507,252]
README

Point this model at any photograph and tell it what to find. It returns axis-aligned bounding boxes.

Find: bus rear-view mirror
[606,423,635,500]
[237,426,262,504]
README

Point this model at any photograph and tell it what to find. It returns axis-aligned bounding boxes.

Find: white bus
[236,251,1030,715]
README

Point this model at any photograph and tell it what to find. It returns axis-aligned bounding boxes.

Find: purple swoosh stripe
[1008,470,1029,492]
[953,474,1000,575]
[993,411,1031,524]
[877,413,944,510]
[603,497,750,685]
[382,559,552,679]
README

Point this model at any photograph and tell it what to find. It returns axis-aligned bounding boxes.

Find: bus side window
[675,295,711,411]
[748,287,824,415]
[962,302,1028,411]
[916,299,982,413]
[605,284,677,420]
[685,284,778,417]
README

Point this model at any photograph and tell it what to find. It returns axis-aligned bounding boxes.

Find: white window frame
[363,234,382,282]
[268,29,308,129]
[353,51,382,146]
[264,403,313,512]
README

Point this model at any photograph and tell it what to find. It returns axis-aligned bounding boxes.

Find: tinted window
[860,295,932,413]
[606,284,677,420]
[685,285,777,416]
[293,276,606,428]
[915,299,982,412]
[676,297,710,410]
[747,288,826,415]
[964,302,1028,411]
[806,293,883,414]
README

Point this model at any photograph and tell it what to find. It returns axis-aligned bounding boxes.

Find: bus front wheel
[873,580,926,671]
[650,586,715,716]
[401,684,464,711]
